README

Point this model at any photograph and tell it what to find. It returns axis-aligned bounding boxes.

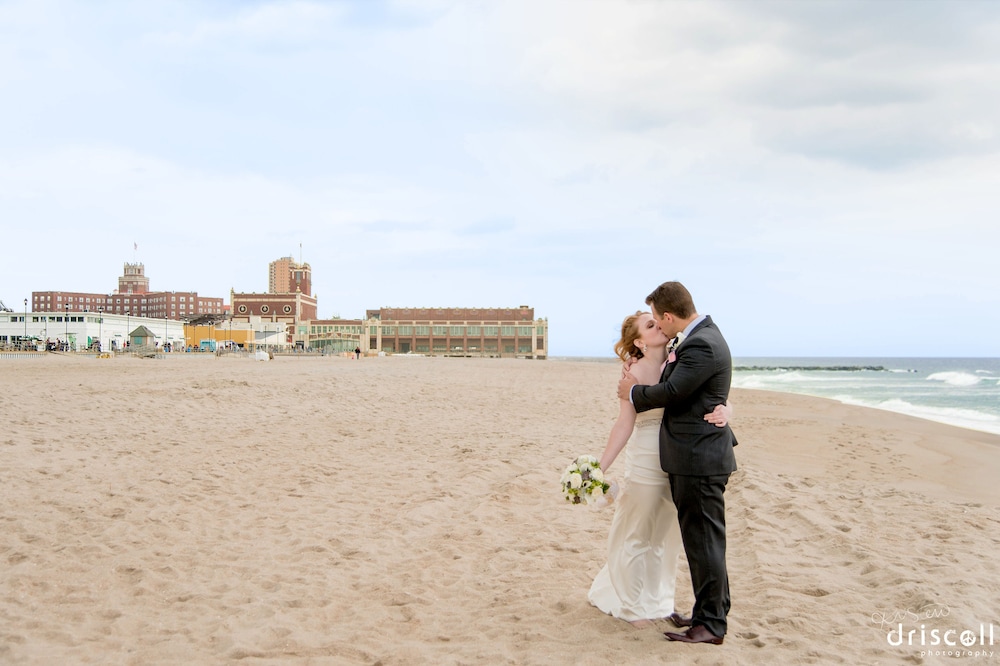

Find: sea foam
[835,396,1000,435]
[926,371,981,387]
[732,371,855,389]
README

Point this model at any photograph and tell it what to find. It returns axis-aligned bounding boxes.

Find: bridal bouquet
[561,455,613,507]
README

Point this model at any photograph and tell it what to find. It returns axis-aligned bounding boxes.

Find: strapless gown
[588,408,683,621]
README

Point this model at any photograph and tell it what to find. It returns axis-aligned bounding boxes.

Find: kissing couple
[588,280,738,646]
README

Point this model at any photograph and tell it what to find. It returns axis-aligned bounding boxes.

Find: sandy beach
[2,354,998,665]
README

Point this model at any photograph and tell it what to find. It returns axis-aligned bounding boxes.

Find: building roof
[131,325,158,338]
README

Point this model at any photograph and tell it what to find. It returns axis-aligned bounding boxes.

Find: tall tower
[118,263,149,294]
[269,256,311,295]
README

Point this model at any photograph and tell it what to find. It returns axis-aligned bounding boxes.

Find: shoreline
[735,385,1000,439]
[566,354,1000,438]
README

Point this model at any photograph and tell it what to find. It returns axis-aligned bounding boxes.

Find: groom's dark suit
[631,315,737,638]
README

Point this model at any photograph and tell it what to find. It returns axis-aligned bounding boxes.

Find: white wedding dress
[588,408,683,622]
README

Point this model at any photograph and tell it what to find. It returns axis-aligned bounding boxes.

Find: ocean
[733,357,1000,436]
[555,357,1000,437]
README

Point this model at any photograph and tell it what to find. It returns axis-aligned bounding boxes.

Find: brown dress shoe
[664,625,724,645]
[667,612,692,627]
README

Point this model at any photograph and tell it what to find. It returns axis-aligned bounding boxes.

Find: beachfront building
[268,256,312,296]
[0,310,286,353]
[229,256,318,347]
[31,263,225,321]
[0,309,186,352]
[229,291,318,347]
[15,256,549,357]
[300,318,366,354]
[230,291,318,328]
[184,318,288,352]
[370,307,547,359]
[299,306,548,359]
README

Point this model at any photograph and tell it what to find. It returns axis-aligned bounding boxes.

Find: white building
[0,310,186,352]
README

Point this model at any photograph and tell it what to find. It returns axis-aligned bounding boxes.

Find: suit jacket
[632,316,738,476]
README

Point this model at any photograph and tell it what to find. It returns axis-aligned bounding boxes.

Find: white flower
[561,454,610,506]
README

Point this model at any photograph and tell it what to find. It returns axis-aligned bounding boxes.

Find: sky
[2,0,999,358]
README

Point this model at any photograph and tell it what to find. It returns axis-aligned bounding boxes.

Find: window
[467,326,480,336]
[518,326,532,336]
[484,326,498,336]
[432,326,447,335]
[501,326,515,335]
[398,326,412,335]
[414,326,429,335]
[450,326,464,335]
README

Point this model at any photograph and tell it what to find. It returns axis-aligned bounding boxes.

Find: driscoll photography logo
[871,604,996,660]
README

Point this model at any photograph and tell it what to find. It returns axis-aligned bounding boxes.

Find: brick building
[231,255,318,344]
[31,263,225,320]
[230,291,318,327]
[268,256,311,296]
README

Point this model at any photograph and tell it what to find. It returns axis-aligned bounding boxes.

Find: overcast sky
[2,0,998,357]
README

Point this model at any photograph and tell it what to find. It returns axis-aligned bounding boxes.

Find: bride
[588,311,729,627]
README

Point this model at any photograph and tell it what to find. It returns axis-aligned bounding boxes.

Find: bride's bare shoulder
[631,358,662,385]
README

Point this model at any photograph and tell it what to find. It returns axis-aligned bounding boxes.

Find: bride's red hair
[614,311,646,362]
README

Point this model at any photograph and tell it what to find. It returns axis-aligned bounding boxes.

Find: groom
[617,281,737,646]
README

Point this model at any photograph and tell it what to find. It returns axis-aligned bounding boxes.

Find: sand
[1,354,998,665]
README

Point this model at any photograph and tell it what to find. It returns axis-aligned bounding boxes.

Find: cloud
[2,0,1000,355]
[147,2,348,50]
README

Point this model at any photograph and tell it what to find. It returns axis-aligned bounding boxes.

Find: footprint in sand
[738,631,766,647]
